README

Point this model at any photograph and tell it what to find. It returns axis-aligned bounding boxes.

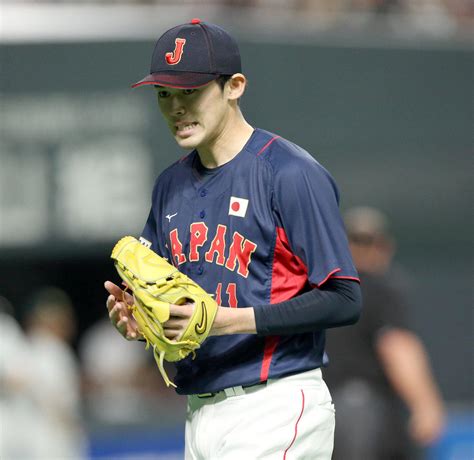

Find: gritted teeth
[176,122,198,131]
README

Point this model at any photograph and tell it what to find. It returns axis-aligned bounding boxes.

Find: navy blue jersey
[141,128,359,394]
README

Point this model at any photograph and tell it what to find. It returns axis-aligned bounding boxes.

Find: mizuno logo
[195,301,207,335]
[166,213,178,222]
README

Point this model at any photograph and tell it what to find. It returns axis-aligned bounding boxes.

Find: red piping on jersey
[332,275,360,283]
[313,273,361,289]
[260,336,279,382]
[317,271,361,287]
[317,268,341,287]
[257,136,281,156]
[179,154,190,163]
[283,389,306,459]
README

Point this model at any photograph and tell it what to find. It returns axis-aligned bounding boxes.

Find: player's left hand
[163,302,259,340]
[163,303,195,341]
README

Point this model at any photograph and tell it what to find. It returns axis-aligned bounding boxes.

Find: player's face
[155,81,231,152]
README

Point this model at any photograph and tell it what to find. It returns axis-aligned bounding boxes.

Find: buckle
[196,392,215,398]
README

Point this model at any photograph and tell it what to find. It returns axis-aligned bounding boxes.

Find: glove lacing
[122,277,199,388]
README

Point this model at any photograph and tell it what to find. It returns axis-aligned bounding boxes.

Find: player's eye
[157,90,170,98]
[182,89,196,95]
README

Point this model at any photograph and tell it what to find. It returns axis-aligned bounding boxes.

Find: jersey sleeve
[272,157,358,287]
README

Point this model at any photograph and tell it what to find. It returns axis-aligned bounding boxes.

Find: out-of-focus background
[0,1,472,459]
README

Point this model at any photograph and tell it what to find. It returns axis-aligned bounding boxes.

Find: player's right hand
[409,402,445,446]
[104,281,139,340]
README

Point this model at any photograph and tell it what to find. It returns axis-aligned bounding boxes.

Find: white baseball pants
[185,368,335,460]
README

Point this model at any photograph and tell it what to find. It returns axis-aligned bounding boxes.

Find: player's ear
[226,73,247,101]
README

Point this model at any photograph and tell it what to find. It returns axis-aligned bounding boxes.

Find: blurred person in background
[24,287,87,459]
[0,296,37,459]
[79,315,183,428]
[324,206,445,460]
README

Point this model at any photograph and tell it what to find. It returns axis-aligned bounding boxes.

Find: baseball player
[105,19,361,459]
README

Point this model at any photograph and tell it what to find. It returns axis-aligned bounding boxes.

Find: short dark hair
[216,75,233,90]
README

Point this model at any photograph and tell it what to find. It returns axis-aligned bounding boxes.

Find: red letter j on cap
[165,38,186,65]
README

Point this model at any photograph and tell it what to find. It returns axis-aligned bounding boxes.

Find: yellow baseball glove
[111,236,218,387]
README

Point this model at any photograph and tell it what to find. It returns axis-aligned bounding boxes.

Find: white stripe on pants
[185,368,335,460]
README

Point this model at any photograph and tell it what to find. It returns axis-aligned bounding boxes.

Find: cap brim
[131,72,219,89]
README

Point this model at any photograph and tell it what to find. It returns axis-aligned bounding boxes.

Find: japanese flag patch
[229,196,249,218]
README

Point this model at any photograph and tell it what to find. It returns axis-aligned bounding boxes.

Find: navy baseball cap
[132,19,241,89]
